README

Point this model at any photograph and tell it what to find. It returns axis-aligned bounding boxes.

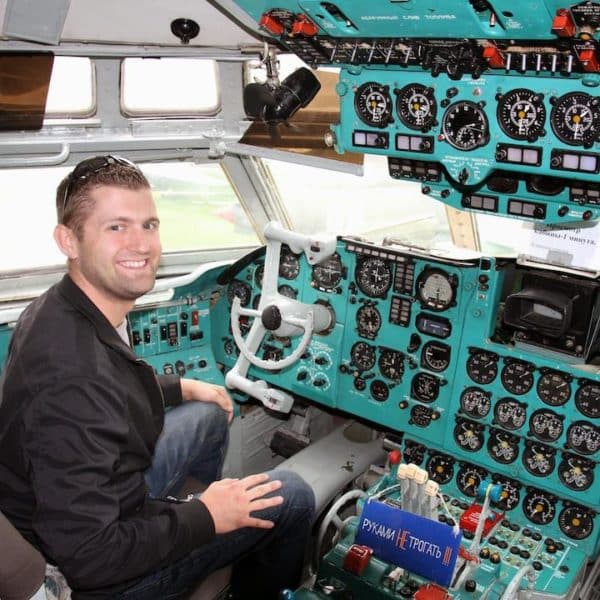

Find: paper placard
[522,222,600,273]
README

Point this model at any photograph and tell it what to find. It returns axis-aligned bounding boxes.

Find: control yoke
[225,221,336,413]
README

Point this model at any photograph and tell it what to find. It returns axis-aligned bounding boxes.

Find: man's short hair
[56,155,150,237]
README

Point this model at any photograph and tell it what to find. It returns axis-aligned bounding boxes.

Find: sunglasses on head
[61,155,138,216]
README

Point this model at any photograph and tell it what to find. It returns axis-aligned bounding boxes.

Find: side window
[0,162,258,273]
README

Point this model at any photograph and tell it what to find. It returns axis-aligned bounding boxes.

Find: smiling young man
[0,156,315,599]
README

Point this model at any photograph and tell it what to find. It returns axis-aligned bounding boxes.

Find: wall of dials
[211,239,600,559]
[333,70,600,222]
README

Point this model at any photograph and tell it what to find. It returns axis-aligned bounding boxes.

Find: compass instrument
[441,101,489,151]
[550,92,600,147]
[395,83,437,131]
[497,88,546,142]
[354,82,393,128]
[355,257,393,297]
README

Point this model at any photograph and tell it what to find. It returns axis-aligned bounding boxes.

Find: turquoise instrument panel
[232,0,600,224]
[211,238,600,566]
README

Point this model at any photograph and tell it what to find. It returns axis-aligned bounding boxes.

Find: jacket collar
[55,274,138,361]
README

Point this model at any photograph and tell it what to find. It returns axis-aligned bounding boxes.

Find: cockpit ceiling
[0,0,261,48]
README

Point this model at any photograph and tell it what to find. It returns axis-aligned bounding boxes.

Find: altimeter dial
[355,82,393,128]
[550,92,600,147]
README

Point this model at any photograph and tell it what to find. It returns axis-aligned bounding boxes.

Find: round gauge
[279,248,300,280]
[411,372,440,403]
[227,279,252,307]
[378,349,404,381]
[529,409,564,443]
[466,350,498,385]
[460,387,491,419]
[523,442,556,477]
[354,82,393,128]
[575,382,600,419]
[441,101,490,151]
[454,418,485,452]
[416,268,456,312]
[278,285,297,299]
[501,360,534,395]
[370,379,389,402]
[350,341,376,372]
[457,464,488,497]
[355,257,393,298]
[559,505,594,540]
[550,92,600,146]
[537,371,571,407]
[493,398,526,431]
[567,421,600,456]
[404,441,426,465]
[491,476,521,511]
[254,263,264,288]
[395,83,437,131]
[559,453,594,491]
[421,341,451,373]
[487,428,519,464]
[497,88,546,141]
[411,404,434,427]
[356,304,382,339]
[523,490,556,525]
[312,254,343,291]
[426,453,454,485]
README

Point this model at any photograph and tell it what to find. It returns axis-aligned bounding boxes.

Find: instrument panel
[232,0,600,225]
[211,239,600,559]
[334,70,600,225]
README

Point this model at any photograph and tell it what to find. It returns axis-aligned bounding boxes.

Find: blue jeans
[116,402,315,600]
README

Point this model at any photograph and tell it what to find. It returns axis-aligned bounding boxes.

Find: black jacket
[0,275,215,597]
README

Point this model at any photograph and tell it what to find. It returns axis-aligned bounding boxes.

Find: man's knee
[170,401,229,444]
[270,470,315,522]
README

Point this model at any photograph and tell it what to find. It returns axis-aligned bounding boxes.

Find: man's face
[69,185,161,306]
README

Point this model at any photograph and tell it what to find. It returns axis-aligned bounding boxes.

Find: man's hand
[180,379,234,422]
[200,473,283,534]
